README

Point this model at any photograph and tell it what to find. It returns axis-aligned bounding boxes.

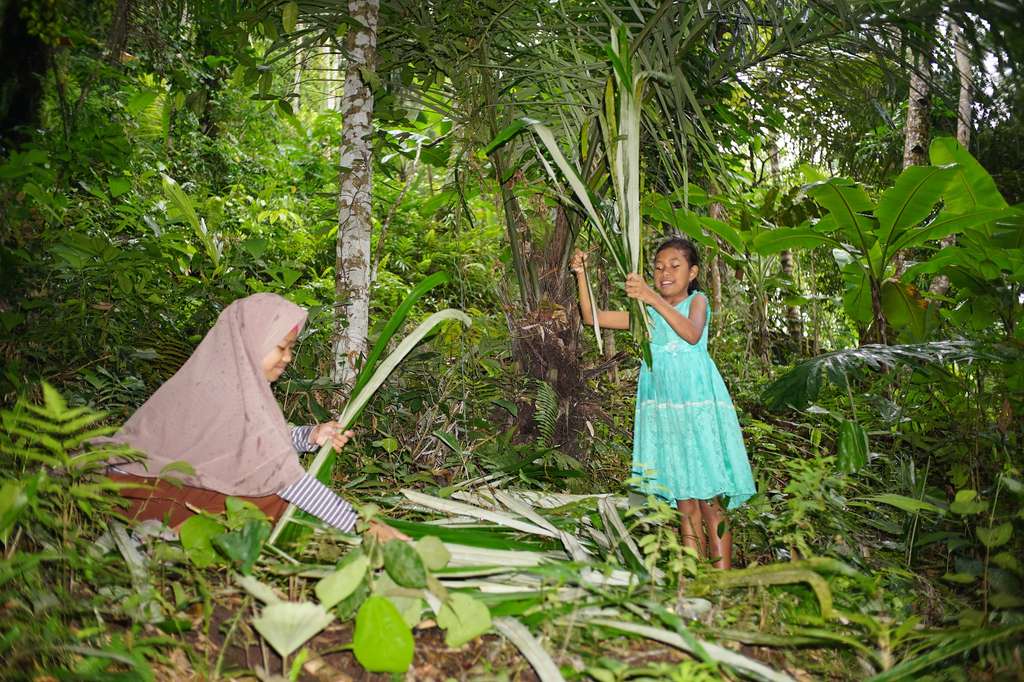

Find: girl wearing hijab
[105,293,402,540]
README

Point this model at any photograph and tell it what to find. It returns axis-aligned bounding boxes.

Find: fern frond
[531,379,559,445]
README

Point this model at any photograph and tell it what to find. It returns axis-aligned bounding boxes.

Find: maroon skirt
[108,472,288,528]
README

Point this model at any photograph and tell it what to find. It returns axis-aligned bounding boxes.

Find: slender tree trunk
[770,141,802,349]
[324,47,341,112]
[953,22,972,148]
[292,27,303,112]
[708,200,726,315]
[902,44,932,169]
[0,0,50,144]
[780,249,802,347]
[480,46,536,311]
[930,21,973,297]
[333,0,379,390]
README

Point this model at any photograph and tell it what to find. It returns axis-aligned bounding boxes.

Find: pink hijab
[107,293,308,495]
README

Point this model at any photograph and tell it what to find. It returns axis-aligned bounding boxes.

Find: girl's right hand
[570,249,587,275]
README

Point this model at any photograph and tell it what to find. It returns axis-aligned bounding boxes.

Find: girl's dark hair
[655,236,701,293]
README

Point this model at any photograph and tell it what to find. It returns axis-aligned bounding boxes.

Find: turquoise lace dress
[631,291,756,509]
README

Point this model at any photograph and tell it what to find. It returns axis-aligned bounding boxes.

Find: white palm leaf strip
[598,497,663,582]
[585,619,795,682]
[509,490,626,509]
[269,310,471,544]
[442,543,556,568]
[494,617,567,682]
[400,489,560,539]
[527,122,608,241]
[493,490,561,535]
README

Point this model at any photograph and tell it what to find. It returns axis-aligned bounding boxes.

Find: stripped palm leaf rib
[269,302,471,546]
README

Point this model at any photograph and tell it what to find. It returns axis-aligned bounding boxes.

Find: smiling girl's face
[654,246,698,304]
[261,328,298,382]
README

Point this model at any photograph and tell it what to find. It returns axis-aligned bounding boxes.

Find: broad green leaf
[414,535,451,571]
[224,497,268,528]
[806,178,876,250]
[382,540,427,588]
[437,593,492,648]
[252,602,334,659]
[949,489,988,515]
[315,554,369,609]
[880,280,928,339]
[875,165,952,247]
[857,494,942,515]
[108,176,131,198]
[976,522,1012,549]
[179,515,225,568]
[992,551,1023,575]
[213,519,270,575]
[697,217,745,253]
[890,208,1010,253]
[752,227,837,254]
[281,1,298,33]
[353,596,414,673]
[481,119,528,155]
[842,263,873,324]
[929,137,1008,213]
[836,420,868,474]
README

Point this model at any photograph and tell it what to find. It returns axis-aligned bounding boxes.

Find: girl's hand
[570,249,588,275]
[366,520,410,542]
[310,422,355,450]
[625,272,656,304]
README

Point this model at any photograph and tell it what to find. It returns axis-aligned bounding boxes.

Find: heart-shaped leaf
[437,593,491,648]
[316,553,370,609]
[414,535,451,571]
[179,515,225,568]
[213,519,270,575]
[382,540,427,588]
[977,522,1013,549]
[353,596,414,673]
[252,602,334,659]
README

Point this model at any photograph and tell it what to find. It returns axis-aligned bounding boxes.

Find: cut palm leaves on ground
[483,29,654,365]
[270,296,471,545]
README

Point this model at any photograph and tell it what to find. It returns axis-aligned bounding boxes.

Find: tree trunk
[333,0,379,390]
[902,44,931,169]
[893,38,932,287]
[929,21,973,297]
[770,140,802,349]
[708,200,726,315]
[780,248,802,348]
[292,27,303,112]
[324,47,340,111]
[0,0,49,144]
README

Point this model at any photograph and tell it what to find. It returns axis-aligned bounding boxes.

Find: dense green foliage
[2,0,1023,679]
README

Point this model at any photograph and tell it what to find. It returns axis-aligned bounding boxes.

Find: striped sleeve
[290,425,317,453]
[278,474,358,533]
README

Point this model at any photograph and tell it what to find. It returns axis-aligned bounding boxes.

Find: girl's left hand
[625,273,656,303]
[310,422,355,450]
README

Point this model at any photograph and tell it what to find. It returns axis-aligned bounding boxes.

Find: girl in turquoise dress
[572,238,755,568]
